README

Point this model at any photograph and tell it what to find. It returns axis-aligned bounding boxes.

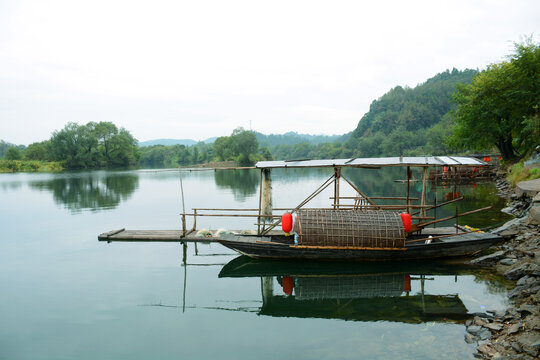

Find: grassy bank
[507,162,540,186]
[0,160,64,173]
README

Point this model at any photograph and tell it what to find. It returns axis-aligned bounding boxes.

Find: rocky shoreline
[465,175,540,359]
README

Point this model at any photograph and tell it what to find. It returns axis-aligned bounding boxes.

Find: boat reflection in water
[219,256,478,324]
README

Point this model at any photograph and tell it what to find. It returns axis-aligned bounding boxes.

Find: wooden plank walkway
[98,229,283,242]
[98,229,218,242]
[98,227,462,242]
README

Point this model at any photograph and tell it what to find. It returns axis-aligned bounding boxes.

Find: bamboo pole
[410,205,492,231]
[257,169,263,235]
[340,174,378,208]
[330,196,419,201]
[405,231,476,244]
[183,213,281,218]
[420,167,427,219]
[411,197,464,216]
[406,166,411,214]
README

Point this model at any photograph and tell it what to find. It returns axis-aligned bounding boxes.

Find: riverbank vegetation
[1,122,140,172]
[507,162,540,186]
[0,160,63,173]
[449,40,539,161]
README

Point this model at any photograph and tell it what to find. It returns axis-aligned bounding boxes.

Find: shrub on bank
[508,162,540,186]
[0,160,64,173]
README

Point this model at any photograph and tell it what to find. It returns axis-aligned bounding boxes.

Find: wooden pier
[98,228,282,242]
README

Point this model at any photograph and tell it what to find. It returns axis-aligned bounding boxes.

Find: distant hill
[139,133,342,148]
[138,138,218,147]
[255,131,343,148]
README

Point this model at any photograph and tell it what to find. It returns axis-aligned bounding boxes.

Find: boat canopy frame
[179,156,488,237]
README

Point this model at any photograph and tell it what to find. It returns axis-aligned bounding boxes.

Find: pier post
[182,242,187,264]
[333,167,341,209]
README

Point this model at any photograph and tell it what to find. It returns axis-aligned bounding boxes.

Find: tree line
[2,122,140,169]
[139,127,272,167]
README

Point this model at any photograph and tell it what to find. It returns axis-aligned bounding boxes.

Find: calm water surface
[0,168,512,360]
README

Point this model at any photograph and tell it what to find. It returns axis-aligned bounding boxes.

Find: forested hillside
[265,69,478,160]
[255,132,342,147]
[344,68,478,157]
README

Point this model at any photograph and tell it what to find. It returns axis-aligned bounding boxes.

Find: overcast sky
[0,0,538,145]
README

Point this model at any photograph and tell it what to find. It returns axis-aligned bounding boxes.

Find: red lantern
[473,167,477,173]
[443,166,448,173]
[282,213,293,234]
[487,157,491,162]
[282,276,294,295]
[404,275,411,293]
[400,213,411,233]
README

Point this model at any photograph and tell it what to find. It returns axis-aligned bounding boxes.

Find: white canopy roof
[256,156,486,169]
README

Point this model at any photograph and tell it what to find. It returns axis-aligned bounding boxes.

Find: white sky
[0,0,538,145]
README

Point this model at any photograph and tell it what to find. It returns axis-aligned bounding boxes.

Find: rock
[479,328,492,340]
[511,342,522,352]
[483,322,504,331]
[517,276,530,286]
[518,304,538,315]
[465,332,477,344]
[507,323,522,335]
[474,316,488,326]
[500,258,519,266]
[528,206,540,225]
[516,178,540,198]
[509,286,527,299]
[467,325,483,336]
[502,206,516,215]
[518,332,540,356]
[477,344,491,355]
[470,250,506,266]
[533,192,540,203]
[493,217,527,237]
[505,263,532,280]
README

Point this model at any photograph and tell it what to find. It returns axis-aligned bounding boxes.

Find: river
[0,167,513,359]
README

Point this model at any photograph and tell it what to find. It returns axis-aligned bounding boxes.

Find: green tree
[213,136,233,161]
[449,40,539,161]
[230,127,258,165]
[49,122,139,169]
[5,147,22,160]
[25,141,51,161]
[91,121,118,166]
[107,128,140,167]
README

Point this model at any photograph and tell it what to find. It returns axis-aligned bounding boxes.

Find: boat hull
[218,232,502,261]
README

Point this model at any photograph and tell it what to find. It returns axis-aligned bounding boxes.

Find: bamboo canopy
[256,156,486,169]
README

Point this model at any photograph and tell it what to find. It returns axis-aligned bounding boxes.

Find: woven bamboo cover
[294,275,405,300]
[293,209,405,248]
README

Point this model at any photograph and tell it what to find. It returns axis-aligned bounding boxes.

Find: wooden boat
[99,156,502,260]
[206,156,502,260]
[217,228,501,260]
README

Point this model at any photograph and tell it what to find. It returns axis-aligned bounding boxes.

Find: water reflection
[214,169,258,201]
[218,256,507,324]
[29,173,139,213]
